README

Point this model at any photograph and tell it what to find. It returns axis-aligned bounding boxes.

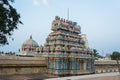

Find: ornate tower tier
[43,16,95,75]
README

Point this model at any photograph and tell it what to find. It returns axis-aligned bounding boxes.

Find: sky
[0,0,120,56]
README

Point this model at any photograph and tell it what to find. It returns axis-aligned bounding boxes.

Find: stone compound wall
[95,65,119,73]
[0,56,46,75]
[0,67,45,75]
[95,60,120,73]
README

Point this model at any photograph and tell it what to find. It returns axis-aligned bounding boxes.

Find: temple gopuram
[42,16,95,75]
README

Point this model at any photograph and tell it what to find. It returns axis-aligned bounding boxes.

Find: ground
[0,72,119,80]
[79,75,120,80]
[46,72,120,80]
[0,73,58,80]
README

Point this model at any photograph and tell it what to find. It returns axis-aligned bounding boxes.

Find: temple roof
[22,36,39,48]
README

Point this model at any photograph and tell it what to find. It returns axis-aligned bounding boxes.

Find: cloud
[33,0,49,6]
[43,0,48,5]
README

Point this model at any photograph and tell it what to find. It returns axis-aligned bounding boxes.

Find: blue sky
[0,0,120,56]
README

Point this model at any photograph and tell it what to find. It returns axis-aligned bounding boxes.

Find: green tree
[110,51,120,60]
[110,51,120,73]
[0,0,22,45]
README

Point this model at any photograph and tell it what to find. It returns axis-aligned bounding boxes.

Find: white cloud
[33,0,49,6]
[42,0,48,5]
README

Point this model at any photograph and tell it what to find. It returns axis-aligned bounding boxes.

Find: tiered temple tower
[43,16,95,75]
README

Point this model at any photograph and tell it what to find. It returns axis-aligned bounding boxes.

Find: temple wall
[0,67,45,75]
[0,56,46,75]
[94,60,120,73]
[95,65,119,73]
[0,56,120,75]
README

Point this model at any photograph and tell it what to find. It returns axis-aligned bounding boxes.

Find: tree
[110,51,120,60]
[93,49,103,58]
[0,0,22,46]
[110,51,120,73]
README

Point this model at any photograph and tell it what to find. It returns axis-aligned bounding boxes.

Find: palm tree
[93,49,103,59]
